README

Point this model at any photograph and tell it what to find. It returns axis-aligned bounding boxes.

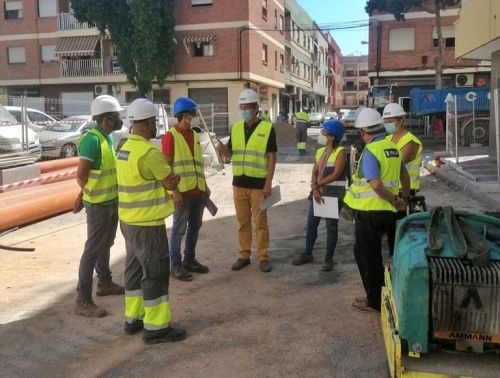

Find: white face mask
[188,116,200,128]
[317,134,327,145]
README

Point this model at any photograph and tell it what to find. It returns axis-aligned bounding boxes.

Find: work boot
[351,301,380,314]
[171,265,193,281]
[292,253,313,266]
[320,258,334,272]
[143,326,187,345]
[124,320,144,335]
[96,281,125,297]
[74,300,107,318]
[260,260,272,273]
[231,258,250,271]
[183,258,209,273]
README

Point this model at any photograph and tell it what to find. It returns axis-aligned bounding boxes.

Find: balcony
[359,70,368,77]
[343,85,358,91]
[60,58,123,77]
[57,13,93,31]
[343,71,357,77]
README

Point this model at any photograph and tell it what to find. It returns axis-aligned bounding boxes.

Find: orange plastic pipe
[38,157,79,174]
[0,180,80,232]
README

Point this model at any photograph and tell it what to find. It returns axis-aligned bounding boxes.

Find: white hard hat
[382,103,406,119]
[128,98,157,122]
[238,89,259,104]
[355,108,383,129]
[91,95,123,116]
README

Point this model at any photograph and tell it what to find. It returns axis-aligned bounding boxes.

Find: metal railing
[343,85,358,91]
[60,58,122,77]
[57,13,92,30]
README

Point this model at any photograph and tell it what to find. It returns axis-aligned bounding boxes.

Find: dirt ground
[0,137,490,378]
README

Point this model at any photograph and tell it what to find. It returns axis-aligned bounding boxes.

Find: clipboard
[259,185,281,212]
[313,196,339,219]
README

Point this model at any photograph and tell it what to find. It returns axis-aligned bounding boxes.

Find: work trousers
[233,186,270,261]
[170,192,205,267]
[353,210,397,311]
[121,222,172,335]
[296,121,307,150]
[304,199,343,260]
[76,203,118,302]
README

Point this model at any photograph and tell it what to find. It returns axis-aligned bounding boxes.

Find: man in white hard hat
[217,88,277,273]
[344,108,410,314]
[116,98,186,344]
[382,103,423,208]
[73,95,125,318]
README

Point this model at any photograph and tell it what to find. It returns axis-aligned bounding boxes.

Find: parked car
[0,104,41,160]
[308,112,325,127]
[341,109,358,138]
[4,106,58,132]
[324,111,339,120]
[38,115,129,159]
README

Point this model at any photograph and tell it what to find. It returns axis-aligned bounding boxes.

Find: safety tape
[0,169,76,192]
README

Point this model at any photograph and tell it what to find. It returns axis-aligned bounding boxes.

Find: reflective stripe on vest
[116,138,174,223]
[387,132,422,190]
[169,128,206,193]
[143,294,171,331]
[231,120,272,178]
[344,138,401,212]
[315,146,347,195]
[78,129,117,203]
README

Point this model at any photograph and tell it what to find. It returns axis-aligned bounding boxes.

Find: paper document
[313,196,339,219]
[205,197,218,216]
[259,185,281,212]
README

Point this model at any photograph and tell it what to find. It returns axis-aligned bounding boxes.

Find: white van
[0,104,41,160]
[4,106,57,132]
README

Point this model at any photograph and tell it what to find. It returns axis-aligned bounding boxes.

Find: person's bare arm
[161,172,180,191]
[400,141,418,164]
[369,178,405,211]
[262,152,276,199]
[76,159,92,189]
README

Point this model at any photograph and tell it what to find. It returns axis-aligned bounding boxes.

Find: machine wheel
[461,119,489,146]
[60,144,77,159]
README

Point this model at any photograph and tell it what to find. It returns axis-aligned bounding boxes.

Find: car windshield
[0,105,19,123]
[346,111,356,118]
[45,121,86,132]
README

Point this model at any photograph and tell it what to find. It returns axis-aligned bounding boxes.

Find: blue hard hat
[173,97,198,116]
[322,120,345,141]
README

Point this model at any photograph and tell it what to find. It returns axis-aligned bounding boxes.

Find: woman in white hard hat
[382,103,423,205]
[217,88,277,273]
[343,108,410,314]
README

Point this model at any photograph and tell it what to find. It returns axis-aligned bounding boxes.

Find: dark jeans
[76,203,118,302]
[169,192,205,267]
[353,210,397,311]
[304,199,343,260]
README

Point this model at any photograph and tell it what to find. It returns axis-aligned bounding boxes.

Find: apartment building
[0,0,286,126]
[325,33,342,110]
[367,5,490,109]
[340,54,369,109]
[455,0,500,158]
[310,21,329,113]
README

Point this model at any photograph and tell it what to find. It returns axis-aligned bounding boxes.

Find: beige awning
[182,35,217,54]
[54,36,99,58]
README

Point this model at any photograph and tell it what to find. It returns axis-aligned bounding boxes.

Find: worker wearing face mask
[292,120,347,272]
[216,88,277,273]
[382,103,422,214]
[161,97,211,282]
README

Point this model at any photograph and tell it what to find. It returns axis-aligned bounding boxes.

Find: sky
[296,0,369,56]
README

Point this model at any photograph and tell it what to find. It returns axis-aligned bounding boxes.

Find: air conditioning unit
[94,85,109,96]
[455,73,474,87]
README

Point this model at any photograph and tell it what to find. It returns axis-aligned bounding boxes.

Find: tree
[365,0,461,89]
[70,0,176,97]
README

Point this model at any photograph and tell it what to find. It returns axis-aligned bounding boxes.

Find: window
[41,45,56,63]
[191,0,212,5]
[38,0,56,17]
[432,26,455,48]
[274,51,278,70]
[279,16,284,33]
[194,42,214,57]
[4,1,22,20]
[262,0,267,20]
[279,54,284,72]
[389,28,415,51]
[8,47,26,64]
[262,44,268,64]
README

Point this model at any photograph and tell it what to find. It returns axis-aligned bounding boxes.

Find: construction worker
[261,110,271,122]
[292,120,347,272]
[344,108,410,314]
[116,98,186,344]
[161,97,211,281]
[295,108,310,155]
[382,103,423,199]
[216,88,277,273]
[73,95,125,318]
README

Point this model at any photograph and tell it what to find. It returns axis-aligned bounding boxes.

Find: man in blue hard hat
[161,97,211,281]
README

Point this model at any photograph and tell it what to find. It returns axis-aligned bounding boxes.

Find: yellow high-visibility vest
[387,132,422,191]
[315,146,347,197]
